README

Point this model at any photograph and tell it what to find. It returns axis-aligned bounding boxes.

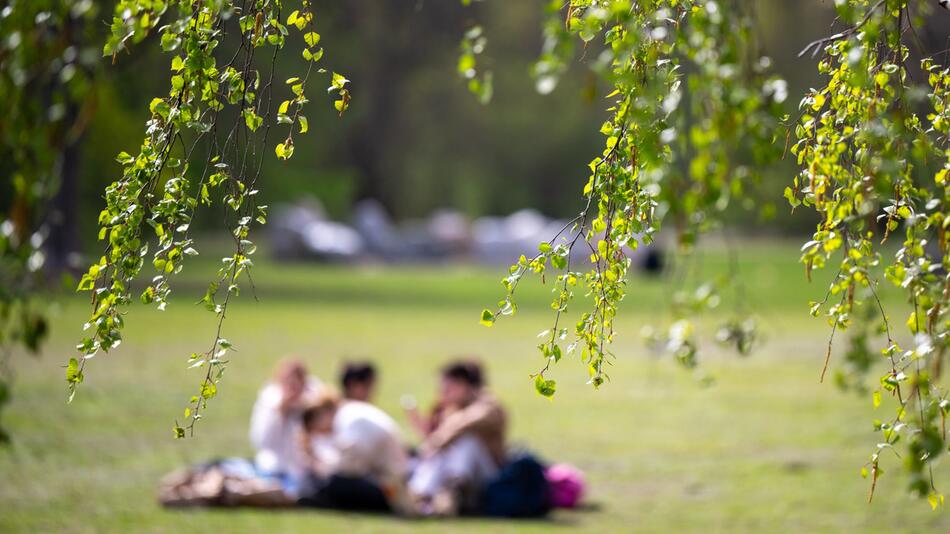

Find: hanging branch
[70,0,350,437]
[485,0,785,392]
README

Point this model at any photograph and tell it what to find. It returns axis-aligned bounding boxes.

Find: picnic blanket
[158,458,294,508]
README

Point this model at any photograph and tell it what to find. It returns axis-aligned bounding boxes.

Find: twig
[798,0,886,58]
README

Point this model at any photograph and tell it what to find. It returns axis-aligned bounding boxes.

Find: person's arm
[423,397,502,453]
[400,394,426,438]
[405,406,434,438]
[249,385,284,451]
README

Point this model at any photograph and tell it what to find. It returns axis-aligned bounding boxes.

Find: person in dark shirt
[339,361,377,403]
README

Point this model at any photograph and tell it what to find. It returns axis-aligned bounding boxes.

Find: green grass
[1,239,948,533]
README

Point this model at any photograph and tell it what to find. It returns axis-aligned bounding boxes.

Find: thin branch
[798,0,886,58]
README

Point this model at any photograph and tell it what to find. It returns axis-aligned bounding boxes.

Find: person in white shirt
[299,392,410,513]
[248,358,323,494]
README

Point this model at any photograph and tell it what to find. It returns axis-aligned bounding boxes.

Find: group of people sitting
[160,356,584,516]
[248,357,516,516]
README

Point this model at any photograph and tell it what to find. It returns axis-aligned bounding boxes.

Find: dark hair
[441,359,484,388]
[340,361,377,389]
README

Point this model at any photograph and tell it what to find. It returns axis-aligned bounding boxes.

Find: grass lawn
[1,239,948,533]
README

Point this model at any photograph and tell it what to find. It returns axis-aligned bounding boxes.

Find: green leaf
[149,98,170,118]
[275,141,294,160]
[928,492,944,510]
[160,32,181,52]
[141,286,155,304]
[77,274,95,292]
[293,13,308,31]
[304,32,320,47]
[200,380,217,400]
[906,311,920,334]
[480,309,495,327]
[330,72,349,90]
[534,375,556,397]
[783,186,800,208]
[458,53,475,75]
[243,110,263,132]
[874,71,889,88]
[66,358,83,385]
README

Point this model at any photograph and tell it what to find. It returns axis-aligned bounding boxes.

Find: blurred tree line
[10,1,924,254]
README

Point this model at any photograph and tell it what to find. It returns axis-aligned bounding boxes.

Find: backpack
[545,463,586,508]
[480,453,551,518]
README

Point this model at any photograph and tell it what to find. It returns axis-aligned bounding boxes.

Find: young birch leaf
[534,375,556,398]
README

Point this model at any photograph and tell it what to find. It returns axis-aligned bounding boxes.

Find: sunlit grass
[1,240,946,533]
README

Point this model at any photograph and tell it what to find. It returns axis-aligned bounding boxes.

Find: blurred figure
[298,390,410,513]
[248,358,323,494]
[408,359,507,515]
[339,361,377,402]
[402,393,444,438]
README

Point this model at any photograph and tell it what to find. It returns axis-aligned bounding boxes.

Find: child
[298,392,411,513]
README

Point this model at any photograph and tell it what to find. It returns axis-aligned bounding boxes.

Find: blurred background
[58,0,841,254]
[3,1,950,532]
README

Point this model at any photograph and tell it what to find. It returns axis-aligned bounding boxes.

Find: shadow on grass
[161,502,606,528]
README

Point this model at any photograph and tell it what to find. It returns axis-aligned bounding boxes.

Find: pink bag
[545,463,585,509]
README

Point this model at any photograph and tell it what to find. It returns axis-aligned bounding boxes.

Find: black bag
[480,453,551,518]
